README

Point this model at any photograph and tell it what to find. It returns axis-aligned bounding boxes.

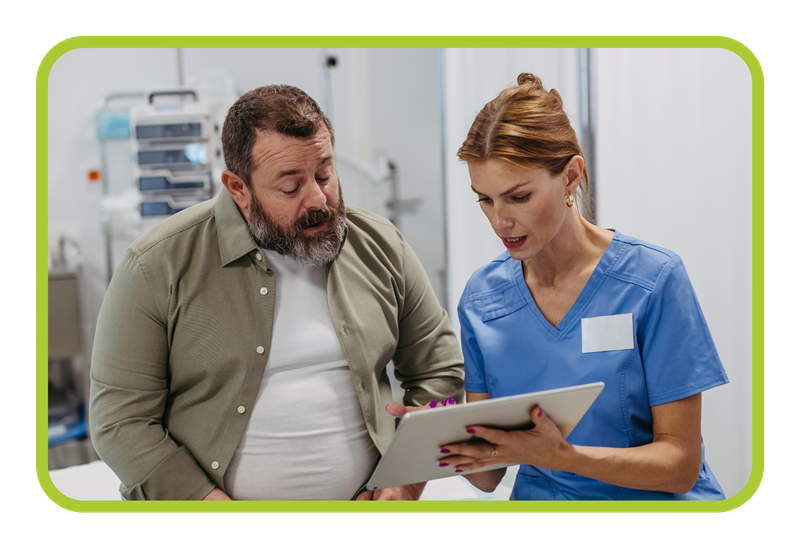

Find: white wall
[443,48,753,498]
[594,48,752,497]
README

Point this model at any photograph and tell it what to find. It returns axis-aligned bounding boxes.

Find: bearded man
[89,85,464,501]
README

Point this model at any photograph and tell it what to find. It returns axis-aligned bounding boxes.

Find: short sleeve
[458,294,489,394]
[639,255,729,406]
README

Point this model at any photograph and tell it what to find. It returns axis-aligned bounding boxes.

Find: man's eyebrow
[275,156,333,179]
[276,168,301,178]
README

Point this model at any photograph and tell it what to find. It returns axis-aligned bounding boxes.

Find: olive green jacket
[89,190,464,500]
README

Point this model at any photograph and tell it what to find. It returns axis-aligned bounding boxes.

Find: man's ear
[221,170,251,220]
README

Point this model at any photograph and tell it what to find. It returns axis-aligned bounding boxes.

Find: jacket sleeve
[391,239,465,406]
[89,249,216,500]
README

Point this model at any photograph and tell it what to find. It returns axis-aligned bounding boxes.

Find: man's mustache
[297,207,334,231]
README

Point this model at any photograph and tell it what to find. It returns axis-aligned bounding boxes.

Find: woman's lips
[501,235,527,249]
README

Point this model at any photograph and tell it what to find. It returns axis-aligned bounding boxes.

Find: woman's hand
[443,394,704,494]
[438,406,572,473]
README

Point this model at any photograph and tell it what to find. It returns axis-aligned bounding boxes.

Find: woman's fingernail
[439,463,449,467]
[441,399,447,406]
[455,469,463,473]
[428,401,437,408]
[448,397,456,405]
[538,409,542,417]
[467,429,475,434]
[441,448,450,453]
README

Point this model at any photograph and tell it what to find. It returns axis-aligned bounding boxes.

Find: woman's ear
[564,155,585,194]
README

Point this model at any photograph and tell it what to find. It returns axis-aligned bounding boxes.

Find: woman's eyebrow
[471,181,531,196]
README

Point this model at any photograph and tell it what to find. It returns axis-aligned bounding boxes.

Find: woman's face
[468,159,570,262]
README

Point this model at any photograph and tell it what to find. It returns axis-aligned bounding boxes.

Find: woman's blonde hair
[458,73,593,220]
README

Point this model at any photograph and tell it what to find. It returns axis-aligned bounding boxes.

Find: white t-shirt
[223,249,380,500]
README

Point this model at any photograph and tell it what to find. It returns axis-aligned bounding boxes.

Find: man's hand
[202,487,232,500]
[354,481,426,500]
[385,397,456,419]
[364,398,453,501]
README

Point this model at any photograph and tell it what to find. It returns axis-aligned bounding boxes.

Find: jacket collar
[215,189,259,267]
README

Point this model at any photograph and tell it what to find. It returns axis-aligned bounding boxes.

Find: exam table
[47,461,516,501]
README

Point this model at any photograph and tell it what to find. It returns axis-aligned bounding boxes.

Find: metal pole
[579,48,598,224]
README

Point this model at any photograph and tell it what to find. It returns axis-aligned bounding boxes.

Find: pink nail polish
[441,399,447,406]
[538,409,542,417]
[467,429,475,434]
[455,469,463,473]
[428,401,436,408]
[441,448,450,453]
[439,463,448,467]
[448,397,456,405]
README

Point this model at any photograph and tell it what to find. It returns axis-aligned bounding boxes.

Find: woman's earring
[565,194,575,207]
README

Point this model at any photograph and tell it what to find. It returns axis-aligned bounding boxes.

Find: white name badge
[581,313,634,353]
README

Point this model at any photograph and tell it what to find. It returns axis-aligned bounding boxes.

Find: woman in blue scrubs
[439,73,729,500]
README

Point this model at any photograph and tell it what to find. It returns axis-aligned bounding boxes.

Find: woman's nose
[491,206,512,231]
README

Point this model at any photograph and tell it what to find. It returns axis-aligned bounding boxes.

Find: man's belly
[223,361,379,500]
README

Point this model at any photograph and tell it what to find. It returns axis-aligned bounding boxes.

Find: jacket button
[260,287,268,295]
[256,346,265,354]
[211,461,219,470]
[237,406,246,414]
[256,253,262,261]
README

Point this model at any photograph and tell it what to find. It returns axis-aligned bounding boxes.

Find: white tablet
[366,382,604,491]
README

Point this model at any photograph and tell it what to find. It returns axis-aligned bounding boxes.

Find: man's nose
[304,180,328,211]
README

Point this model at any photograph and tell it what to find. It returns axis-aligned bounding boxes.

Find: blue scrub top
[458,231,729,500]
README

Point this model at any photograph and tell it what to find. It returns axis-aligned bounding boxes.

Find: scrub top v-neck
[458,231,729,500]
[514,231,619,341]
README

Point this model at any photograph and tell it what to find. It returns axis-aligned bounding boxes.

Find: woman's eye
[511,194,531,203]
[476,197,492,204]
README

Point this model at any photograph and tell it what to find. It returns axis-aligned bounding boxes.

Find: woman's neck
[522,213,612,288]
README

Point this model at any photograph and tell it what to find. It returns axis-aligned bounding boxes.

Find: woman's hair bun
[517,73,543,89]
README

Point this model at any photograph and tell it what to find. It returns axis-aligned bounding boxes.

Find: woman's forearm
[560,436,701,494]
[446,394,704,494]
[558,396,704,494]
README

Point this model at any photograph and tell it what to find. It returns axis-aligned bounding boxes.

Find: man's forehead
[252,128,332,166]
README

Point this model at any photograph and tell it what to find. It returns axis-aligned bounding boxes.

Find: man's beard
[247,185,347,267]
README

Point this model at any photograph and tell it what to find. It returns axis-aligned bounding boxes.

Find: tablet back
[366,382,604,491]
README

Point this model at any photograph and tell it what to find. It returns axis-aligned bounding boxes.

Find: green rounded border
[37,36,764,513]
